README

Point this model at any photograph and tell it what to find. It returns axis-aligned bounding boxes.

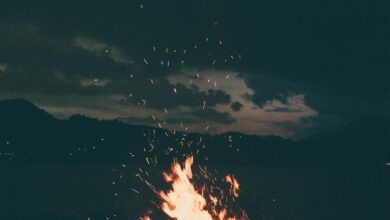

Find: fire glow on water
[144,156,249,220]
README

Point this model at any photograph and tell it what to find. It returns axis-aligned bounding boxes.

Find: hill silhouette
[0,98,389,165]
[297,114,390,164]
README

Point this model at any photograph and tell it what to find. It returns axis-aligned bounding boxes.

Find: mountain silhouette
[0,98,389,165]
[298,114,390,164]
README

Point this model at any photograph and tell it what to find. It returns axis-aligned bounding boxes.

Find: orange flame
[225,175,240,199]
[159,156,212,219]
[149,156,249,220]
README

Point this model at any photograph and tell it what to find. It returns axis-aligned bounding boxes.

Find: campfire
[144,156,249,220]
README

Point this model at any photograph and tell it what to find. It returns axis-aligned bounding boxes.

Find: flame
[225,175,240,199]
[147,156,249,220]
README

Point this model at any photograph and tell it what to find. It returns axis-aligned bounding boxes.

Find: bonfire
[145,156,249,220]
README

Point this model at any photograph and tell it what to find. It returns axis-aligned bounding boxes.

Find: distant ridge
[0,98,389,165]
[0,98,57,121]
[300,114,390,143]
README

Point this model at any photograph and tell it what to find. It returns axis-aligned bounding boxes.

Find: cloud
[0,21,318,137]
[242,74,305,107]
[0,23,134,96]
[1,0,388,138]
[167,68,318,136]
[73,36,133,64]
[119,107,235,127]
[0,23,232,111]
[119,78,231,110]
[192,108,236,124]
[79,78,111,87]
[0,24,237,132]
[231,101,243,111]
[262,94,312,113]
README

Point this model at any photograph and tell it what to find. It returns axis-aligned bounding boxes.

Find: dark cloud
[121,107,236,126]
[0,22,231,110]
[119,107,235,126]
[119,82,231,110]
[242,74,304,107]
[192,108,235,124]
[0,0,389,136]
[0,23,133,96]
[230,101,243,111]
[0,24,130,79]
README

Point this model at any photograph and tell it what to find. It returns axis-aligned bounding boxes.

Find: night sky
[0,0,389,138]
